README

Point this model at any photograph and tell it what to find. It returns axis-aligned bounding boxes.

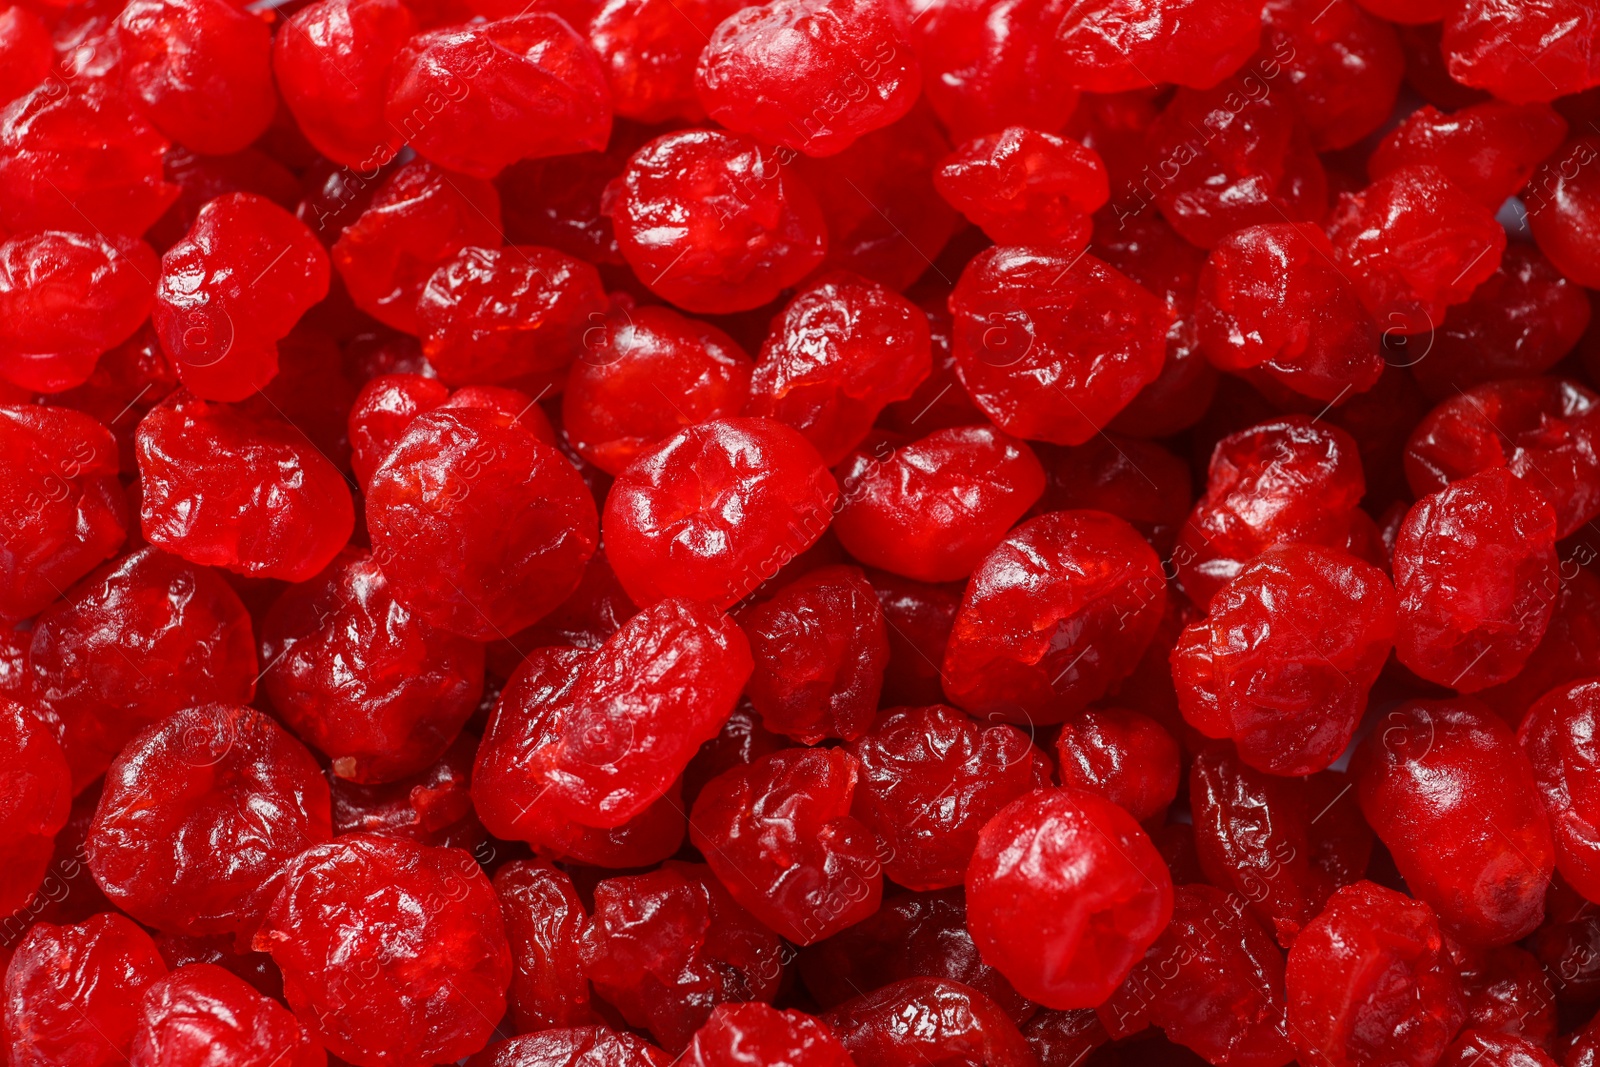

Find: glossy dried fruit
[1369,101,1568,213]
[1266,0,1403,151]
[328,731,484,849]
[0,6,50,107]
[494,860,595,1034]
[588,0,746,122]
[129,963,323,1067]
[1054,708,1179,824]
[933,127,1108,251]
[1056,0,1263,93]
[1442,0,1600,103]
[468,1028,671,1067]
[682,1003,855,1067]
[1519,681,1600,906]
[1528,137,1600,289]
[0,701,71,918]
[822,977,1035,1067]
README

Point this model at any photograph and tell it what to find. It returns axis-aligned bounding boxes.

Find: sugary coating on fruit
[116,0,274,154]
[50,324,180,472]
[798,887,1033,1024]
[682,1003,855,1067]
[1528,137,1600,289]
[1144,76,1327,249]
[822,977,1034,1067]
[849,704,1051,891]
[1370,102,1568,213]
[834,426,1044,584]
[1056,0,1263,93]
[1098,885,1293,1065]
[129,963,324,1067]
[135,392,355,582]
[366,406,597,640]
[563,304,753,475]
[256,834,512,1067]
[606,129,828,314]
[740,566,886,743]
[1264,0,1403,151]
[493,860,595,1034]
[1287,882,1464,1067]
[940,510,1165,724]
[273,0,416,168]
[1443,0,1600,103]
[1453,945,1556,1049]
[328,731,484,849]
[387,14,611,179]
[1354,699,1554,945]
[603,417,838,609]
[1519,681,1600,905]
[1175,416,1366,607]
[4,913,169,1067]
[416,245,606,386]
[467,1028,672,1067]
[694,0,918,157]
[29,547,257,791]
[348,373,452,486]
[154,193,331,401]
[0,700,70,917]
[0,231,159,394]
[261,549,484,784]
[689,747,883,945]
[1195,223,1382,403]
[1392,468,1558,692]
[0,80,179,238]
[1438,1030,1557,1067]
[0,404,127,623]
[965,788,1174,1009]
[1054,708,1179,824]
[332,160,503,334]
[580,861,785,1050]
[87,704,333,936]
[588,0,745,122]
[746,272,931,465]
[0,5,50,106]
[1191,746,1371,946]
[535,597,751,827]
[1173,546,1395,776]
[933,128,1108,251]
[1326,164,1507,336]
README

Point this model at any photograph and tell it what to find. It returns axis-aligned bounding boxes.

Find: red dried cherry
[933,127,1108,252]
[1519,681,1600,906]
[1369,101,1568,213]
[1442,0,1600,103]
[822,977,1034,1067]
[0,6,50,106]
[1266,0,1403,151]
[129,963,322,1067]
[0,701,70,918]
[328,731,484,849]
[493,860,595,1034]
[682,1003,855,1067]
[1528,137,1600,289]
[588,0,746,123]
[347,372,452,487]
[1055,708,1179,824]
[468,1028,670,1067]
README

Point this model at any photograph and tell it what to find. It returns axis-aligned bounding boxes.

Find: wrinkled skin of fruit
[1452,944,1556,1050]
[4,913,170,1067]
[562,304,753,475]
[0,5,50,107]
[116,0,276,155]
[1442,0,1600,103]
[1285,881,1464,1067]
[347,373,453,487]
[579,861,785,1050]
[1195,223,1382,403]
[746,271,931,465]
[1369,101,1568,213]
[87,704,333,937]
[588,0,748,123]
[1173,546,1396,776]
[740,565,887,743]
[273,0,416,168]
[602,417,838,609]
[690,747,883,945]
[366,407,598,640]
[965,788,1174,1009]
[328,731,484,849]
[1055,0,1263,93]
[29,547,257,791]
[949,247,1170,445]
[386,14,611,179]
[535,597,751,828]
[50,325,180,472]
[0,405,127,624]
[833,425,1045,583]
[255,834,512,1067]
[1265,0,1403,151]
[1054,708,1179,824]
[1175,416,1367,607]
[129,963,323,1067]
[1406,378,1600,539]
[681,1003,855,1067]
[798,887,1034,1025]
[331,160,503,334]
[694,0,919,157]
[941,510,1165,725]
[1392,468,1558,692]
[607,129,828,313]
[416,245,607,386]
[467,1028,671,1067]
[0,231,159,394]
[0,701,70,917]
[933,127,1108,252]
[1098,885,1294,1066]
[1438,1031,1557,1067]
[1354,699,1555,946]
[0,80,179,238]
[261,548,485,784]
[136,392,355,582]
[493,860,595,1034]
[154,193,331,401]
[1326,164,1507,336]
[848,704,1051,891]
[1519,681,1600,906]
[1528,137,1600,289]
[822,977,1034,1067]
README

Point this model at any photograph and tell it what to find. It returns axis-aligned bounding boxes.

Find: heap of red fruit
[5,0,1600,1064]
